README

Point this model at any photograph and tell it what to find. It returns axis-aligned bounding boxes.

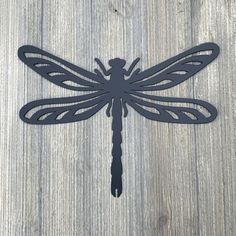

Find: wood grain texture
[0,0,235,235]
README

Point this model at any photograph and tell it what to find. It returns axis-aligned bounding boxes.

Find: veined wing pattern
[125,43,219,123]
[18,45,110,124]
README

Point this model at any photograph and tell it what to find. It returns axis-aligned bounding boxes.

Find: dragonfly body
[18,43,219,197]
[101,58,136,197]
[111,98,123,197]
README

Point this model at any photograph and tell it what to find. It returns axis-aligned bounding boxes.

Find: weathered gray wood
[0,0,235,235]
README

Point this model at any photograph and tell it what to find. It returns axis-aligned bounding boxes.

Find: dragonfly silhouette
[18,43,219,198]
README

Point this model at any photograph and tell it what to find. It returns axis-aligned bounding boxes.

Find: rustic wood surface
[0,0,235,235]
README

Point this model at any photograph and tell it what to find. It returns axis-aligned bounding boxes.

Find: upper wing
[20,91,110,124]
[18,45,107,91]
[124,91,217,124]
[128,43,219,91]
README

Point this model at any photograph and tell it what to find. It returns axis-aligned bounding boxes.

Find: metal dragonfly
[18,43,219,198]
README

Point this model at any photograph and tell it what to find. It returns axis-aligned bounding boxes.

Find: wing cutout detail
[124,91,217,124]
[20,91,110,124]
[128,43,219,91]
[18,45,107,91]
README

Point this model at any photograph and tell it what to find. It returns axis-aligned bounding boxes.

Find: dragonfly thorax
[107,75,129,97]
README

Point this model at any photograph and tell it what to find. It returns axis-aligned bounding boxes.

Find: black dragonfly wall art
[18,42,219,198]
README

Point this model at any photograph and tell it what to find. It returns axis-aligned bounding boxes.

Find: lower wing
[124,91,217,124]
[20,91,110,124]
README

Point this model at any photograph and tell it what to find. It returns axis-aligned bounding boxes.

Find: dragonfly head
[108,58,126,68]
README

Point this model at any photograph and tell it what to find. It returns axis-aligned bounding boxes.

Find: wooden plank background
[0,0,235,235]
